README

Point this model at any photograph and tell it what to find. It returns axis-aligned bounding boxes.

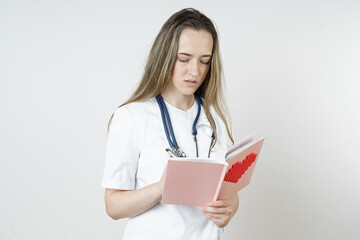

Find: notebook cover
[161,159,228,206]
[217,137,265,200]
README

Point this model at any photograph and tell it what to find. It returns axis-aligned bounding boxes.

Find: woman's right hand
[157,165,167,195]
[105,165,168,220]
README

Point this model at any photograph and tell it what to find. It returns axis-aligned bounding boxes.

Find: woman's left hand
[202,194,239,228]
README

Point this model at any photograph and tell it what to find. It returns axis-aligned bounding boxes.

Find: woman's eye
[178,57,210,65]
[178,58,189,63]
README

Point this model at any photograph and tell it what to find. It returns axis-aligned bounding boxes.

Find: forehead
[178,28,213,55]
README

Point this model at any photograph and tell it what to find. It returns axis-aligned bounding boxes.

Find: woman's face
[166,28,213,97]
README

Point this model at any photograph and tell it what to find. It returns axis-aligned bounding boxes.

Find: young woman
[101,8,239,240]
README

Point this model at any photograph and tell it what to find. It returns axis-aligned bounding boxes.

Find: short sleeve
[101,106,140,190]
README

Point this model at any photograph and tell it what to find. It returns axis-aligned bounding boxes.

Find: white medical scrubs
[101,97,230,240]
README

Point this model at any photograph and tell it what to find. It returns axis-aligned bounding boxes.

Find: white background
[1,0,359,239]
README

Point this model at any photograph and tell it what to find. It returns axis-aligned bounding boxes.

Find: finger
[202,206,229,214]
[203,212,215,222]
[207,200,228,207]
[206,212,228,219]
[206,209,233,218]
[205,214,229,228]
[203,212,222,221]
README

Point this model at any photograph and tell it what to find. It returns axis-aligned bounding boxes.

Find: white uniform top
[101,97,230,240]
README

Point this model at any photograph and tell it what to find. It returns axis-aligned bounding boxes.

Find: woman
[101,8,239,240]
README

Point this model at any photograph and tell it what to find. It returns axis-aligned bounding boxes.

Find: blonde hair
[109,8,234,146]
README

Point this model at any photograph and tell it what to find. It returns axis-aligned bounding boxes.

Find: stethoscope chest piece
[166,147,186,158]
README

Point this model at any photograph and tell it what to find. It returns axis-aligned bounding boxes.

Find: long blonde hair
[109,8,234,146]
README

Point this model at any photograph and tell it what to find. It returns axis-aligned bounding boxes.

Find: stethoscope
[155,94,216,158]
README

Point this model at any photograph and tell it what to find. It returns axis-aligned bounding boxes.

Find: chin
[179,89,197,96]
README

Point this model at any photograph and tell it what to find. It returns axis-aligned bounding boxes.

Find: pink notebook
[161,136,265,206]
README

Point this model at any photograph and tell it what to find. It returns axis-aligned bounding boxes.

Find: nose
[189,61,200,77]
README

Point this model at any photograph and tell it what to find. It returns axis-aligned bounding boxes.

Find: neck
[161,90,195,111]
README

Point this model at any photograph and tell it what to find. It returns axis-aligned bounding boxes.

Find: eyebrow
[178,52,212,58]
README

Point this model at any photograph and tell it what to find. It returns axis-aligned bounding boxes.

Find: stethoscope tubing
[156,94,215,158]
[156,95,178,149]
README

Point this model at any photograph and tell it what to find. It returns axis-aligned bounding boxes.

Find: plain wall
[1,0,359,239]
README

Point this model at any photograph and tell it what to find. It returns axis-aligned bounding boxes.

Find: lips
[184,79,198,87]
